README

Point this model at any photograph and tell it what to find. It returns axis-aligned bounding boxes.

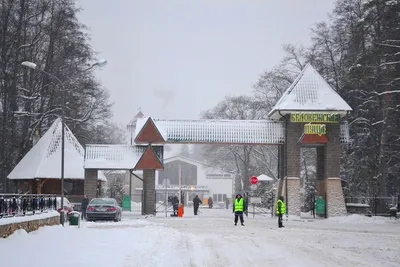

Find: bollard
[178,205,183,217]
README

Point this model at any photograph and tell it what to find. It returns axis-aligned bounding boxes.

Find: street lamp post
[21,60,107,226]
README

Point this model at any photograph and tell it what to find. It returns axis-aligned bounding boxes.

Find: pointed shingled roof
[268,64,352,120]
[134,145,163,170]
[7,118,106,181]
[134,117,167,144]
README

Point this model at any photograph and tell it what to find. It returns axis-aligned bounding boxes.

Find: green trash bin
[69,211,80,226]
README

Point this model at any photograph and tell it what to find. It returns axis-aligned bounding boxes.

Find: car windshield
[90,199,114,205]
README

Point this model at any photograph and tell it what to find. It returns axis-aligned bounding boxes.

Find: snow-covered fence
[0,194,58,219]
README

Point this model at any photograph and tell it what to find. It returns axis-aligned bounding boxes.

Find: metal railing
[0,194,58,219]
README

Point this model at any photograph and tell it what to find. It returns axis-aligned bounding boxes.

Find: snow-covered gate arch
[83,64,352,217]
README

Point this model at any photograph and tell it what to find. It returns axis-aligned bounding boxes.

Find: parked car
[86,198,122,222]
[56,197,74,221]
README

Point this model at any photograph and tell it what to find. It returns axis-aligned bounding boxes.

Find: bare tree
[0,0,113,191]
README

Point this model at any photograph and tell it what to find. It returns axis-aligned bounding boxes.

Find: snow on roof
[134,118,285,144]
[7,118,106,181]
[268,64,352,120]
[84,145,142,170]
[164,155,206,167]
[257,174,274,181]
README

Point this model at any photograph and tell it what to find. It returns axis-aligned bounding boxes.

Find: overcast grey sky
[77,0,334,126]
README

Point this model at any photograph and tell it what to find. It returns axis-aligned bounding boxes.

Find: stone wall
[0,215,60,238]
[326,178,347,216]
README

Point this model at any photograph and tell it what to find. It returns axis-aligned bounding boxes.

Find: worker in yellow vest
[276,196,286,228]
[233,194,246,226]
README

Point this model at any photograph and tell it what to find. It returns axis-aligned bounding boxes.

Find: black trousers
[234,211,244,224]
[81,209,86,220]
[194,205,199,215]
[278,214,283,227]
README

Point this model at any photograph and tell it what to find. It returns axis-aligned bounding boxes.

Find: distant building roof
[128,110,145,126]
[268,64,352,120]
[163,155,235,174]
[127,110,145,144]
[7,118,106,181]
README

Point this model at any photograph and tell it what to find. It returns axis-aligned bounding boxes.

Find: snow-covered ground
[1,208,399,267]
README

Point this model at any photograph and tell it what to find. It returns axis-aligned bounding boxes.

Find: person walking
[81,195,89,220]
[225,198,229,209]
[171,194,179,216]
[276,195,286,228]
[193,195,202,215]
[208,197,213,208]
[233,194,246,226]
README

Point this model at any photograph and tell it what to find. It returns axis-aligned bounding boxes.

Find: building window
[212,194,228,202]
[206,174,232,179]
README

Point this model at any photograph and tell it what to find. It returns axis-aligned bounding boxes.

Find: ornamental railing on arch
[139,119,286,144]
[134,118,351,145]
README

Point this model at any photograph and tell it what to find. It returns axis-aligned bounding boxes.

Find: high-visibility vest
[234,198,244,212]
[276,199,286,215]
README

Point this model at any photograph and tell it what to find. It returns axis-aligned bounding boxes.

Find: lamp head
[21,61,37,70]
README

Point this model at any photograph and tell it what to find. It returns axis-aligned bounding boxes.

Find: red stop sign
[249,176,258,185]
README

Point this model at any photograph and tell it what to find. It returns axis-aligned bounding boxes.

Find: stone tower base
[326,177,347,216]
[286,177,301,216]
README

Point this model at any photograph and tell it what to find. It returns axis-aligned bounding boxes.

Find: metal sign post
[178,165,182,206]
[164,178,169,218]
[250,197,262,218]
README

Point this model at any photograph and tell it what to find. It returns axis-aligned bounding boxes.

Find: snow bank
[0,220,189,267]
[325,214,388,224]
[6,229,29,240]
[0,211,59,226]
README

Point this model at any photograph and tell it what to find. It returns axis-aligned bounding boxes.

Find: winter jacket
[193,196,202,207]
[81,198,89,210]
[276,199,286,215]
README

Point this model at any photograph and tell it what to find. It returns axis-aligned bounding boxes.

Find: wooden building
[7,118,106,197]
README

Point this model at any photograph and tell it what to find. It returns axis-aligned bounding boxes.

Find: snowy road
[1,209,399,267]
